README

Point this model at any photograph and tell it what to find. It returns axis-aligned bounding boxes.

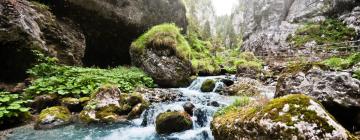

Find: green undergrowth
[322,53,360,70]
[354,69,360,80]
[288,19,356,48]
[25,62,155,98]
[0,91,30,126]
[214,96,251,117]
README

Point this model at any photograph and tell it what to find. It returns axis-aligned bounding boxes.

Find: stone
[276,67,360,131]
[200,79,216,92]
[31,94,59,112]
[211,94,356,140]
[35,106,71,130]
[137,88,185,103]
[183,102,195,116]
[223,78,261,96]
[155,111,193,134]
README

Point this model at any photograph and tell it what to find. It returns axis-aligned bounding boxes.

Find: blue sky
[212,0,238,16]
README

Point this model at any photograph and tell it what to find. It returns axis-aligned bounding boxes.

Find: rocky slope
[232,0,360,57]
[0,0,85,83]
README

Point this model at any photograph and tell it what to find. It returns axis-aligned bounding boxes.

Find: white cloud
[212,0,238,16]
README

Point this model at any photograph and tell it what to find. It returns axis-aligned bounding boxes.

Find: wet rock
[119,92,149,118]
[130,24,193,87]
[183,102,195,116]
[137,88,185,103]
[223,78,261,96]
[48,0,187,67]
[211,94,355,140]
[200,79,216,92]
[127,103,149,120]
[208,101,220,107]
[194,108,208,127]
[276,67,360,131]
[35,106,71,130]
[31,94,59,112]
[155,111,193,134]
[0,0,85,83]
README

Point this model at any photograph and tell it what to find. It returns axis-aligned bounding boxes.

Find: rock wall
[0,0,85,83]
[47,0,188,67]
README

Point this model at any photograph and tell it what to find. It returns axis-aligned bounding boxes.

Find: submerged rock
[155,111,193,134]
[130,24,193,88]
[0,0,85,83]
[35,106,71,130]
[211,94,355,140]
[200,79,216,92]
[276,67,360,131]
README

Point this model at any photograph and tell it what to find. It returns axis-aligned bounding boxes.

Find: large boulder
[211,94,355,140]
[45,0,188,67]
[155,111,193,134]
[276,67,360,131]
[35,106,72,130]
[130,24,193,87]
[0,0,85,83]
[200,79,216,92]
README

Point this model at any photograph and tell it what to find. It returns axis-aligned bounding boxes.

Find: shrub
[322,53,360,70]
[0,91,30,126]
[25,63,155,97]
[354,69,360,80]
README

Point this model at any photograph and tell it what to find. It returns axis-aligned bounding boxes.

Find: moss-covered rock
[200,79,216,92]
[79,85,122,123]
[211,94,355,140]
[35,106,71,130]
[61,97,88,112]
[31,94,59,113]
[127,103,149,120]
[130,24,193,87]
[155,111,193,134]
[223,78,261,96]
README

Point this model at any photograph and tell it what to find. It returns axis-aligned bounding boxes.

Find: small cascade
[6,76,235,140]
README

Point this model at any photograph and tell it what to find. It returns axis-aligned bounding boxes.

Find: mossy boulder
[223,78,261,96]
[155,111,193,134]
[200,79,216,92]
[61,97,89,112]
[211,94,355,140]
[79,85,123,123]
[130,24,193,87]
[31,94,59,113]
[35,106,71,130]
[127,103,149,120]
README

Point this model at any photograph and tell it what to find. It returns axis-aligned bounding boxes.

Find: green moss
[354,69,360,80]
[200,79,216,92]
[288,19,356,48]
[95,105,120,122]
[226,82,260,96]
[155,111,193,134]
[61,98,80,105]
[214,96,251,117]
[38,106,71,122]
[131,23,192,61]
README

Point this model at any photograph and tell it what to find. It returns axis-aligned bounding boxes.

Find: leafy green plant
[25,63,155,97]
[354,69,360,80]
[0,91,30,125]
[322,53,360,70]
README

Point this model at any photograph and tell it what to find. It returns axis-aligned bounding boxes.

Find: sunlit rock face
[233,0,358,57]
[47,0,188,67]
[0,0,85,83]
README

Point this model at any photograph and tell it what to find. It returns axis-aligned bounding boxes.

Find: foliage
[214,96,251,117]
[25,63,155,98]
[288,19,356,48]
[131,23,192,61]
[0,91,30,125]
[322,53,360,70]
[354,69,360,80]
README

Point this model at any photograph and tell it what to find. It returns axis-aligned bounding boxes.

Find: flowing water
[5,76,242,140]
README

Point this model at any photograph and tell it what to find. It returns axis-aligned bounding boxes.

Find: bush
[354,69,360,80]
[0,91,30,126]
[322,53,360,70]
[25,63,155,97]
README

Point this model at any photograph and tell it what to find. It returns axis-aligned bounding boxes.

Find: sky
[212,0,239,16]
